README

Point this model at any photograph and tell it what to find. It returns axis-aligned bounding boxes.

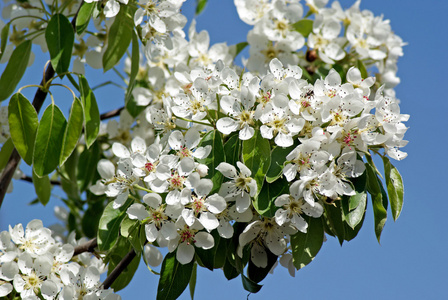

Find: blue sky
[1,0,448,299]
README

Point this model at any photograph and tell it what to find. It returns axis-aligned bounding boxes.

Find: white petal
[194,179,213,198]
[217,220,234,238]
[143,193,162,208]
[195,232,214,249]
[144,244,163,267]
[127,203,149,220]
[112,142,130,158]
[199,212,219,231]
[97,159,115,179]
[236,161,251,177]
[204,194,226,214]
[216,117,239,134]
[216,162,237,178]
[177,243,195,264]
[145,223,159,243]
[168,131,184,150]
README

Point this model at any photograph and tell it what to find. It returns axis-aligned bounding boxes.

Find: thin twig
[73,238,98,256]
[100,106,125,120]
[102,248,137,289]
[0,2,85,209]
[20,174,61,186]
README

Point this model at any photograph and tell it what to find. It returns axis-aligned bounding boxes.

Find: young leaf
[102,5,134,71]
[157,251,194,300]
[79,75,100,148]
[242,130,271,195]
[0,138,14,170]
[60,98,83,166]
[292,19,313,37]
[291,216,324,270]
[32,169,51,206]
[45,14,74,75]
[230,41,248,58]
[366,163,387,243]
[223,132,241,166]
[241,274,262,293]
[266,144,295,183]
[76,2,95,35]
[196,130,224,193]
[8,93,38,165]
[76,141,100,192]
[33,104,67,177]
[195,0,208,15]
[382,156,404,221]
[254,177,287,217]
[356,59,369,79]
[0,23,9,61]
[97,198,132,251]
[0,40,31,101]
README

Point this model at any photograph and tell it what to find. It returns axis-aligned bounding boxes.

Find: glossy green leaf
[102,5,134,71]
[76,141,100,192]
[223,132,241,166]
[128,224,146,255]
[8,93,38,165]
[45,14,74,75]
[366,163,387,243]
[196,130,224,193]
[125,31,143,118]
[291,216,324,270]
[79,75,100,148]
[254,177,287,217]
[60,98,83,166]
[324,202,345,245]
[195,0,208,15]
[242,130,271,195]
[241,274,262,293]
[33,104,67,177]
[189,263,197,300]
[343,192,367,229]
[32,169,51,206]
[107,236,140,292]
[292,19,313,37]
[59,148,80,200]
[157,251,194,300]
[266,144,295,183]
[0,23,9,61]
[97,199,132,251]
[75,2,94,35]
[382,156,404,221]
[0,40,31,101]
[0,138,14,170]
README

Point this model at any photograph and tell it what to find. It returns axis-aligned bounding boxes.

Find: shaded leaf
[0,23,9,61]
[189,263,197,300]
[196,130,224,193]
[247,248,277,283]
[342,192,367,229]
[45,14,74,75]
[76,141,100,192]
[382,156,404,221]
[241,274,262,293]
[125,31,143,118]
[0,138,14,170]
[157,251,194,300]
[32,169,51,206]
[33,104,67,177]
[291,216,324,270]
[79,75,100,148]
[223,132,241,166]
[254,177,287,217]
[292,19,313,37]
[81,199,104,238]
[8,93,38,165]
[0,40,31,101]
[60,98,83,166]
[366,163,387,243]
[266,144,295,183]
[76,2,95,35]
[324,202,345,245]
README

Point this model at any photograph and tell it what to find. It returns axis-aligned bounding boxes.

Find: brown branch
[73,238,98,256]
[102,248,137,289]
[100,106,125,120]
[0,2,85,209]
[20,174,61,186]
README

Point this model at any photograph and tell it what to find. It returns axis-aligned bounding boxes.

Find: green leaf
[81,200,104,238]
[8,93,38,165]
[195,0,208,15]
[76,141,100,192]
[32,169,51,206]
[266,144,295,183]
[254,177,287,217]
[0,138,14,170]
[324,202,345,245]
[79,75,100,148]
[291,216,324,270]
[242,130,271,196]
[60,98,83,166]
[195,230,221,271]
[223,258,240,280]
[0,23,9,61]
[125,31,144,118]
[97,198,132,251]
[223,132,241,166]
[189,263,197,300]
[128,224,146,255]
[356,59,368,79]
[60,148,80,200]
[45,14,74,76]
[157,251,194,300]
[366,163,387,243]
[230,41,248,58]
[382,156,404,221]
[0,40,31,101]
[107,236,141,292]
[247,248,277,283]
[213,234,228,269]
[292,19,313,37]
[102,5,134,71]
[75,2,95,35]
[33,104,67,177]
[241,274,262,293]
[343,192,367,229]
[196,130,224,193]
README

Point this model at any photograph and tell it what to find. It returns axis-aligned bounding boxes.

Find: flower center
[179,226,197,245]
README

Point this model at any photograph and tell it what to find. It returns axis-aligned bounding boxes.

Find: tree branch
[73,238,98,256]
[0,2,85,209]
[102,248,137,289]
[100,106,125,120]
[20,174,61,186]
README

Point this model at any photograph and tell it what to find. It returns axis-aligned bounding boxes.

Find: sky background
[1,0,448,299]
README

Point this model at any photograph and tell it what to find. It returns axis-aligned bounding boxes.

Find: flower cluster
[0,220,120,299]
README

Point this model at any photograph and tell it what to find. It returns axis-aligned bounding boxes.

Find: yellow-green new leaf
[45,14,74,76]
[76,2,95,35]
[0,138,14,170]
[33,104,67,177]
[32,169,51,206]
[60,98,84,166]
[8,93,38,165]
[0,23,9,61]
[0,40,31,101]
